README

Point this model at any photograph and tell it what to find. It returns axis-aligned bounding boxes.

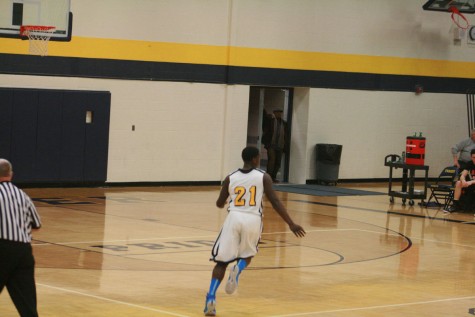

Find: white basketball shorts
[210,211,263,263]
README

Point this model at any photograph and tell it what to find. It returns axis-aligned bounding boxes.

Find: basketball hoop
[20,25,56,56]
[449,6,470,30]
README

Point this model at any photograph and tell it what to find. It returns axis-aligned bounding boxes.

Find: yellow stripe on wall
[0,37,230,65]
[228,47,475,79]
[57,37,230,65]
[2,36,475,79]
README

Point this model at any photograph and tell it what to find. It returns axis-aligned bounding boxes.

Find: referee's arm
[27,197,42,230]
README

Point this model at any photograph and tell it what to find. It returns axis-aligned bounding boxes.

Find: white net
[21,26,56,56]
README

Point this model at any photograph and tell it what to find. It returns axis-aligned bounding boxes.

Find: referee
[0,158,41,317]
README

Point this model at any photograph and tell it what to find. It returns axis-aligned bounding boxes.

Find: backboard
[423,0,475,13]
[0,0,71,41]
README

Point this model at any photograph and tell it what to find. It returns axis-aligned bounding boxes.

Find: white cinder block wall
[1,0,474,183]
[304,90,467,182]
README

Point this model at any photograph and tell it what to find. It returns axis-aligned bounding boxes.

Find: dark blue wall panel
[11,90,38,182]
[36,91,63,181]
[84,92,111,182]
[0,88,110,184]
[0,90,13,159]
[61,92,87,182]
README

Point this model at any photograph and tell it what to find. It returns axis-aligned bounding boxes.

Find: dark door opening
[247,87,293,183]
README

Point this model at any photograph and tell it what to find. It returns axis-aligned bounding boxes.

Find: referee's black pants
[0,239,38,317]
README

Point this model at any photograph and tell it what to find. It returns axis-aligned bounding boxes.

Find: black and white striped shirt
[0,182,41,243]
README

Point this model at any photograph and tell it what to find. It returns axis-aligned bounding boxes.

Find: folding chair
[425,166,458,208]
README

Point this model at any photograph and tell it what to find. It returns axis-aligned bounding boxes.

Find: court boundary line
[31,228,402,246]
[37,283,191,317]
[31,228,408,270]
[269,295,475,317]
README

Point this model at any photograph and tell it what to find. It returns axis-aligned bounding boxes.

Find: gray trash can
[316,144,342,185]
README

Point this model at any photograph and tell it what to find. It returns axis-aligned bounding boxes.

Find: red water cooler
[405,135,426,165]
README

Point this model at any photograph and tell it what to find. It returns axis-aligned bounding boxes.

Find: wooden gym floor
[1,183,475,317]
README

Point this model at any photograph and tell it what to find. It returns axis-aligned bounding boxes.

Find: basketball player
[204,146,305,316]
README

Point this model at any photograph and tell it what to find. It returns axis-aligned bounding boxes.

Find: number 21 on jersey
[234,186,257,206]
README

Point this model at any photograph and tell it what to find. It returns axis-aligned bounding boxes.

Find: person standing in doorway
[262,109,289,183]
[203,146,305,316]
[0,158,42,317]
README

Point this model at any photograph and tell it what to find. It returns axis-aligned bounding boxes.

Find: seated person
[451,129,475,170]
[444,149,475,213]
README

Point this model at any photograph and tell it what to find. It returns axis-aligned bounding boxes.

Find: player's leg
[225,257,251,295]
[207,262,227,297]
[204,262,227,316]
[225,215,262,295]
[205,213,240,315]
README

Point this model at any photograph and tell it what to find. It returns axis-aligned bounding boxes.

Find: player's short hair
[471,149,475,156]
[242,146,260,163]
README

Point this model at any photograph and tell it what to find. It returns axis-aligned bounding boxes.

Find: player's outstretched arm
[263,173,306,237]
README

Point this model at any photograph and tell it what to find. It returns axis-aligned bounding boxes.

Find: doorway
[247,86,293,183]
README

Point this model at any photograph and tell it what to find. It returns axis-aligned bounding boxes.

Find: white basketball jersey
[227,168,265,216]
